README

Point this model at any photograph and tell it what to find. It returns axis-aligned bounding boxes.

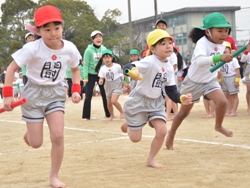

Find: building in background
[121,6,241,60]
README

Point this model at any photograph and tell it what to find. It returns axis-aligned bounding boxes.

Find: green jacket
[83,44,106,79]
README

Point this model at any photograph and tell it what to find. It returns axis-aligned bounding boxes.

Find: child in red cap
[3,5,82,188]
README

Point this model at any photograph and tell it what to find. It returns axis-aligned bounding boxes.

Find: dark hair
[148,38,166,55]
[188,28,206,44]
[36,21,63,40]
[95,54,115,73]
[173,47,184,70]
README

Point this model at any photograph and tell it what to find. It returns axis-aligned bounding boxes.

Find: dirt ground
[0,84,250,188]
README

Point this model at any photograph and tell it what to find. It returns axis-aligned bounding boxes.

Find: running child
[121,29,192,168]
[95,49,124,120]
[3,5,82,188]
[166,12,236,150]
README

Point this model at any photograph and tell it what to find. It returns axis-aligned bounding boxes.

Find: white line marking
[0,119,250,152]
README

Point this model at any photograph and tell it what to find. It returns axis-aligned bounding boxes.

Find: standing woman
[82,30,110,120]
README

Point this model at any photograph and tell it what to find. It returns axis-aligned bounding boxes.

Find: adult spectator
[82,30,110,120]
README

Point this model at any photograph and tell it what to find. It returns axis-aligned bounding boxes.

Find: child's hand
[130,68,142,80]
[99,80,103,85]
[221,53,233,63]
[83,79,88,85]
[181,93,192,104]
[71,92,81,104]
[4,97,15,111]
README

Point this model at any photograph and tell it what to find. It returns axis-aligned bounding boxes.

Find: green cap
[129,49,140,55]
[195,12,231,30]
[102,49,113,56]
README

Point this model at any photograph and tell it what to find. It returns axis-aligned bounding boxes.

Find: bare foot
[23,131,30,146]
[202,114,215,118]
[120,122,127,133]
[167,117,173,122]
[146,159,164,168]
[120,113,124,119]
[165,130,174,150]
[82,118,89,121]
[215,126,233,137]
[50,176,66,188]
[109,115,115,121]
[226,113,237,117]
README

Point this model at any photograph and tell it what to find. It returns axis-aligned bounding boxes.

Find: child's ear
[205,29,210,37]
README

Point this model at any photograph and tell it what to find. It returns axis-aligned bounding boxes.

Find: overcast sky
[0,0,249,40]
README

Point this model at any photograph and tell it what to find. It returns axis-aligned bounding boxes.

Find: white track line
[0,119,250,152]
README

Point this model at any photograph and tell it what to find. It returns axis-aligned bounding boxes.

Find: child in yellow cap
[220,42,241,117]
[121,29,192,168]
[166,12,246,150]
[3,5,82,188]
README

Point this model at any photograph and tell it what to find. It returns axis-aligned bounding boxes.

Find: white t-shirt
[241,53,250,65]
[12,39,82,85]
[176,60,187,77]
[98,63,123,81]
[220,57,240,77]
[188,36,226,83]
[131,54,176,99]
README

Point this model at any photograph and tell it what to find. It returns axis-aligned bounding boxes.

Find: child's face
[156,23,167,30]
[130,54,139,62]
[37,22,63,49]
[103,55,113,67]
[92,34,103,46]
[224,47,231,55]
[150,38,173,61]
[26,35,35,43]
[206,28,229,44]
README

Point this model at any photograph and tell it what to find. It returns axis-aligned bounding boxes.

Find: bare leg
[207,90,233,137]
[121,121,128,133]
[46,111,66,188]
[227,94,238,116]
[107,99,114,120]
[246,83,250,115]
[23,131,30,146]
[146,119,167,168]
[166,103,193,149]
[111,94,124,119]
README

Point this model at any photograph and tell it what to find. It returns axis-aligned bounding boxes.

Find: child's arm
[164,85,192,104]
[99,77,104,85]
[71,66,81,104]
[3,61,20,111]
[234,68,240,88]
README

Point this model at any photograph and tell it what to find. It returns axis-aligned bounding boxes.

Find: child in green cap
[166,12,245,150]
[95,49,124,120]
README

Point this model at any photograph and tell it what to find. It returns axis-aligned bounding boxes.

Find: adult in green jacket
[82,30,110,120]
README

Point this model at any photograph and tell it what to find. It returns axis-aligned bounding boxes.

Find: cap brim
[195,24,232,30]
[25,24,38,35]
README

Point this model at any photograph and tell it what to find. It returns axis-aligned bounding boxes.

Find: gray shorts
[123,90,166,131]
[104,78,123,99]
[221,75,239,94]
[244,64,250,83]
[21,81,66,122]
[180,77,221,103]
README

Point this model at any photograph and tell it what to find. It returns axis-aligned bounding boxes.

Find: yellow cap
[225,41,231,49]
[147,29,172,48]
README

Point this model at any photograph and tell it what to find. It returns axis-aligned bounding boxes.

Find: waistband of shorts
[27,80,61,88]
[186,76,217,85]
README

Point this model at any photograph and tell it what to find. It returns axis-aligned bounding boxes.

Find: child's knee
[129,133,142,142]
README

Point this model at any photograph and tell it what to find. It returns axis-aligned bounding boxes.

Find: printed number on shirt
[40,61,61,82]
[152,72,167,88]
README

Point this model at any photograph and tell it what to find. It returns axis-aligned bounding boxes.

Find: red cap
[173,46,179,52]
[34,5,63,27]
